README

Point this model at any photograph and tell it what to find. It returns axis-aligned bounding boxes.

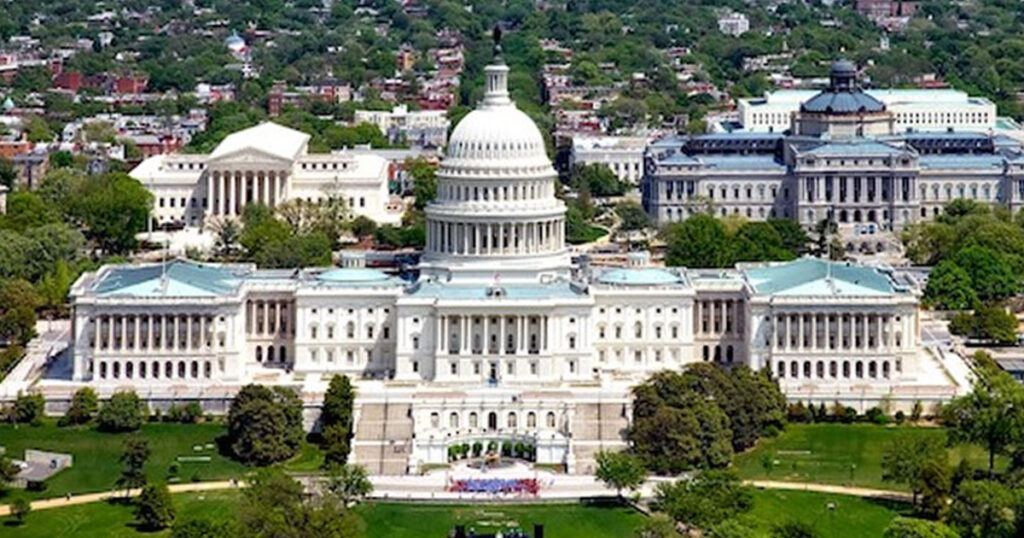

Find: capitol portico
[131,121,402,227]
[66,51,969,475]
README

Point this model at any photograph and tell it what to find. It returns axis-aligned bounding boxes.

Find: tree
[227,384,304,465]
[240,468,364,538]
[136,483,176,531]
[947,480,1022,538]
[9,497,30,525]
[635,513,682,538]
[883,517,959,538]
[0,279,40,345]
[206,218,242,259]
[881,433,948,507]
[615,202,650,231]
[971,305,1018,344]
[117,436,150,496]
[69,173,153,254]
[0,455,19,493]
[664,214,732,268]
[771,520,820,538]
[595,450,648,498]
[407,157,437,210]
[324,463,373,504]
[708,519,756,538]
[923,261,978,310]
[949,246,1018,303]
[943,369,1024,475]
[98,390,147,433]
[654,470,752,530]
[0,157,16,189]
[62,387,98,425]
[13,392,45,425]
[171,518,235,538]
[572,163,627,197]
[320,375,356,466]
[349,215,377,238]
[732,222,795,262]
[769,219,810,255]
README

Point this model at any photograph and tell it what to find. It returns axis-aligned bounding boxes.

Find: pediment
[206,146,295,166]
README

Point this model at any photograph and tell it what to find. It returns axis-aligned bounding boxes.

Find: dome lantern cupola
[420,27,569,283]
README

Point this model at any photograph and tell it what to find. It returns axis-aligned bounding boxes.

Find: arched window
[546,412,556,428]
[310,324,318,339]
[255,346,263,362]
[280,346,287,363]
[634,322,642,338]
[165,361,173,378]
[178,361,186,378]
[449,412,459,429]
[191,361,199,378]
[346,322,355,339]
[777,361,785,378]
[527,412,536,428]
[726,345,734,363]
[267,346,275,362]
[469,412,478,428]
[152,361,159,379]
[139,362,147,378]
[430,412,439,428]
[125,362,134,378]
[508,412,517,428]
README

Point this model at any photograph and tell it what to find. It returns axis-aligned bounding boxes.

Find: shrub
[97,391,147,432]
[13,392,45,425]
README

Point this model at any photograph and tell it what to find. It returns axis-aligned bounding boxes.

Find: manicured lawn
[353,502,645,538]
[739,488,908,538]
[0,421,247,500]
[733,423,997,490]
[1,491,240,538]
[0,489,913,538]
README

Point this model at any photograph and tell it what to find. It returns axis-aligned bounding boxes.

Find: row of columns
[207,169,287,217]
[771,312,903,352]
[93,314,217,353]
[436,314,549,355]
[695,299,742,337]
[246,300,292,336]
[801,175,914,205]
[442,179,553,203]
[428,219,563,256]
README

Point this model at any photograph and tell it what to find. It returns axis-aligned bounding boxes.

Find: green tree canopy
[227,384,304,465]
[595,450,648,497]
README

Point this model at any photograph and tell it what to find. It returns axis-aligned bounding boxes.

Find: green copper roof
[597,268,686,286]
[745,258,897,297]
[92,260,243,297]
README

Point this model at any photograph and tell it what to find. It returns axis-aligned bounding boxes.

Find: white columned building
[67,52,966,476]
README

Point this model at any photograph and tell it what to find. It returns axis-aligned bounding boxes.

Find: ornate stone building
[69,55,963,475]
[130,122,402,228]
[644,61,1024,252]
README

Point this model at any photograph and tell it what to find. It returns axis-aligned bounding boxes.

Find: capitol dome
[420,43,568,283]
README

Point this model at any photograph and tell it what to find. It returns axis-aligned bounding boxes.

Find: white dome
[445,105,548,165]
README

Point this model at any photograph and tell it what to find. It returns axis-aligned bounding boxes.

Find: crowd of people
[448,478,541,496]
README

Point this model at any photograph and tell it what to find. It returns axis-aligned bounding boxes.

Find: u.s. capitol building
[68,56,965,474]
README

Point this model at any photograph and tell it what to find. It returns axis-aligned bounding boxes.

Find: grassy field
[0,421,247,500]
[0,488,909,538]
[0,420,330,500]
[733,423,996,490]
[739,488,907,538]
[1,491,240,538]
[354,502,645,537]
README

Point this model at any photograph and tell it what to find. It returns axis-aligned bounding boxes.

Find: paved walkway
[0,476,911,516]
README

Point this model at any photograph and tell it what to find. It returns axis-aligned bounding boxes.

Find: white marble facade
[70,55,949,474]
[130,122,402,228]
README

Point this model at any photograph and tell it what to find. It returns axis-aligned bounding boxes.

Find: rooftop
[90,260,245,298]
[744,258,900,297]
[411,281,584,301]
[595,268,687,286]
[209,122,310,162]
